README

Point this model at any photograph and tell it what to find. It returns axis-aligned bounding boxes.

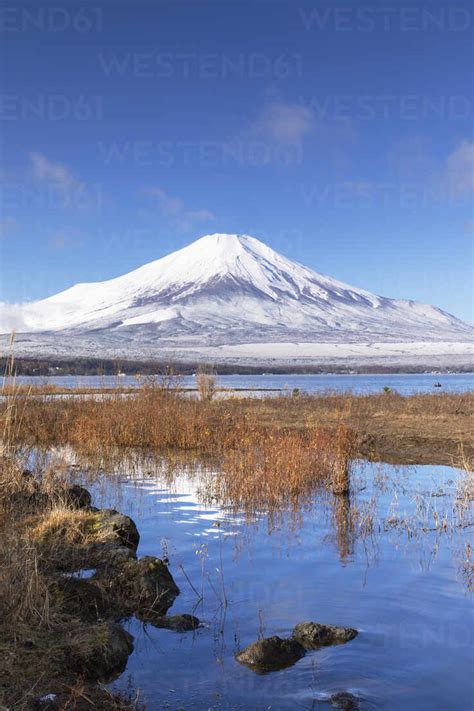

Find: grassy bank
[228,390,474,467]
[0,458,147,710]
[0,367,145,708]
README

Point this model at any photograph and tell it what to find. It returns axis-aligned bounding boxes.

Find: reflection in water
[31,445,473,709]
[332,493,355,563]
[37,444,473,584]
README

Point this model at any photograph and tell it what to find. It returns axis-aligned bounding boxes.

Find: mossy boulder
[92,509,140,550]
[10,485,49,512]
[97,542,137,569]
[55,577,104,620]
[235,636,305,673]
[110,555,180,616]
[292,621,358,649]
[11,480,91,512]
[65,622,134,680]
[55,554,180,622]
[54,484,92,509]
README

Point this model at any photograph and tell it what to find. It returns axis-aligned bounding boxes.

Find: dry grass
[0,464,64,707]
[204,423,354,517]
[0,376,470,556]
[31,507,94,544]
[2,382,358,511]
[3,383,472,467]
[224,390,474,466]
[0,485,143,709]
[0,348,42,632]
[0,462,133,708]
[0,352,141,709]
[196,371,217,401]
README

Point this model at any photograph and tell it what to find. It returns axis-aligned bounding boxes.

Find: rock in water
[330,691,360,709]
[292,621,358,648]
[114,555,180,616]
[66,622,134,680]
[146,613,200,632]
[235,636,305,672]
[95,509,140,550]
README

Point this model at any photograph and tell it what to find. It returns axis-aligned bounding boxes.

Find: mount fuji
[1,233,472,365]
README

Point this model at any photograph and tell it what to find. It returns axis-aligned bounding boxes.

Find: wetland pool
[62,455,474,711]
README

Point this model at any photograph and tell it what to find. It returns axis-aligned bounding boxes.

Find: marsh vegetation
[0,364,472,709]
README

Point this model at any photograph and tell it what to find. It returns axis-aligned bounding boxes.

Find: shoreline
[0,474,185,710]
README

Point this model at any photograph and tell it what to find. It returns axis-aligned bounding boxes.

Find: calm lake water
[16,372,474,395]
[74,458,473,711]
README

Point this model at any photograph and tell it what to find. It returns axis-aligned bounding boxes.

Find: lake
[66,455,473,711]
[15,372,474,396]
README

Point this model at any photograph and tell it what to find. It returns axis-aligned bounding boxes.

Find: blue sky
[1,0,473,322]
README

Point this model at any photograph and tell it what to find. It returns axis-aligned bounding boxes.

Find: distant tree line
[0,356,470,377]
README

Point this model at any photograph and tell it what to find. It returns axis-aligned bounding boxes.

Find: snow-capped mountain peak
[1,233,472,349]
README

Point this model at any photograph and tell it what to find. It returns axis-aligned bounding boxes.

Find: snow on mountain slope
[1,233,472,348]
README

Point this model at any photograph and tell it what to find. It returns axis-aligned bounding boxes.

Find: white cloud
[0,303,28,334]
[29,152,98,209]
[30,151,83,195]
[148,187,185,216]
[147,187,216,230]
[252,100,313,145]
[445,140,474,198]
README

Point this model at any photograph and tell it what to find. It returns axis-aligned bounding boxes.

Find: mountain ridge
[1,234,472,351]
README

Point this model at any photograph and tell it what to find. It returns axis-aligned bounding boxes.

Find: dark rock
[55,577,111,622]
[85,542,137,573]
[292,621,358,648]
[144,613,200,632]
[114,556,180,616]
[97,543,137,568]
[235,636,305,673]
[10,481,91,513]
[62,485,92,509]
[66,622,134,680]
[330,691,360,709]
[56,554,180,622]
[94,509,140,550]
[10,489,49,512]
[47,484,92,509]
